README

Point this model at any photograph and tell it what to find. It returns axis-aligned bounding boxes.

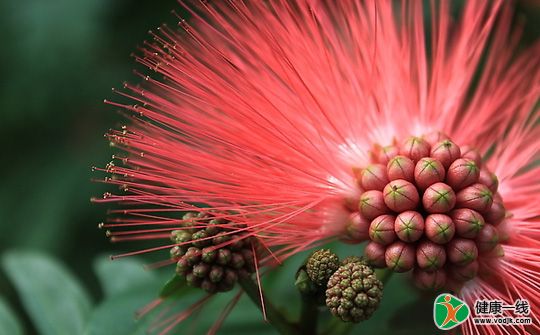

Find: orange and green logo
[434,293,470,330]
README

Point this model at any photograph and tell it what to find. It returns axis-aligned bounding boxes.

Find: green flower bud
[306,249,340,286]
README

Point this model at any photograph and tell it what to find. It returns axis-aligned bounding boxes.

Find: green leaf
[2,250,92,335]
[159,274,192,298]
[0,297,23,335]
[83,289,156,335]
[93,256,157,297]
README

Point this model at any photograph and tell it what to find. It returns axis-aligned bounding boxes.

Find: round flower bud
[449,261,478,282]
[394,211,424,242]
[430,139,461,169]
[176,257,190,275]
[383,179,419,212]
[377,145,400,165]
[446,158,480,190]
[423,131,450,146]
[447,238,478,266]
[483,201,505,225]
[369,215,397,245]
[230,252,246,269]
[325,262,383,323]
[172,230,192,243]
[385,241,415,272]
[451,208,485,238]
[475,224,500,253]
[364,242,387,268]
[425,214,455,244]
[201,279,217,293]
[184,247,202,266]
[478,169,499,193]
[201,248,217,263]
[422,182,456,213]
[414,269,447,290]
[416,240,447,271]
[360,164,389,191]
[186,272,203,287]
[359,190,389,221]
[456,183,493,213]
[209,265,224,283]
[342,213,370,243]
[400,136,431,162]
[306,249,340,286]
[387,155,415,182]
[192,263,211,278]
[216,248,232,265]
[414,157,445,190]
[461,145,483,169]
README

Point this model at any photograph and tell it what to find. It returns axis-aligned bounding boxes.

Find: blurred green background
[0,1,538,334]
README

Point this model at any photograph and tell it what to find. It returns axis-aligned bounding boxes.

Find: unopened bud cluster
[304,250,383,323]
[170,212,256,293]
[345,132,506,290]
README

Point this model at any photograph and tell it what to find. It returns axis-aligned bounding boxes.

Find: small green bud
[306,249,340,286]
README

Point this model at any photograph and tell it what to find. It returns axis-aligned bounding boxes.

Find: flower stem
[299,298,318,335]
[239,276,299,335]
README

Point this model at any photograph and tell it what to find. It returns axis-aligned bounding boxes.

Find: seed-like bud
[478,169,499,193]
[423,131,450,146]
[172,230,192,243]
[430,139,461,169]
[222,268,238,287]
[456,183,493,213]
[400,136,431,162]
[383,179,419,212]
[422,182,456,213]
[205,219,223,235]
[416,240,447,271]
[369,215,397,245]
[201,248,217,263]
[325,262,383,323]
[387,155,415,182]
[475,225,500,253]
[216,248,232,265]
[360,164,389,191]
[212,232,232,246]
[451,208,485,238]
[425,214,455,244]
[201,279,217,293]
[176,257,190,275]
[209,265,224,283]
[170,246,185,259]
[343,213,370,243]
[364,242,387,268]
[461,145,483,169]
[385,241,415,272]
[192,263,210,278]
[447,238,478,266]
[414,269,447,290]
[306,249,340,286]
[186,272,202,287]
[359,190,389,221]
[378,145,400,165]
[446,158,480,190]
[414,158,445,190]
[449,261,478,282]
[394,211,424,242]
[483,201,505,225]
[184,247,202,266]
[230,252,246,269]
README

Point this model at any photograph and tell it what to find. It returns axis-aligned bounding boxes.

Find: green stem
[321,269,394,335]
[239,276,299,335]
[299,298,318,335]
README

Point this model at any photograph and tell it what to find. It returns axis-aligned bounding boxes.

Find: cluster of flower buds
[345,132,506,290]
[170,212,256,293]
[301,249,383,323]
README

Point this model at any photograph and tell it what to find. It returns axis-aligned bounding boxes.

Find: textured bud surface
[306,249,340,286]
[326,262,383,322]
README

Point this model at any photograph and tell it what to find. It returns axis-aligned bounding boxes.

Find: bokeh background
[0,1,538,334]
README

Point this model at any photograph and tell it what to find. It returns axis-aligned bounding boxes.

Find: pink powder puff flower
[94,1,540,334]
